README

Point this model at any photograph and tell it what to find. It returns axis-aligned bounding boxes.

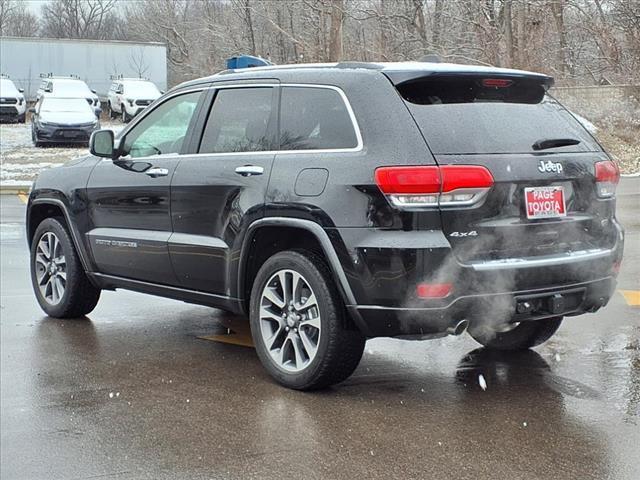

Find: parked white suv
[0,75,26,123]
[107,78,161,122]
[36,75,100,116]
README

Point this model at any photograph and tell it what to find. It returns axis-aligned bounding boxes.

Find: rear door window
[397,76,600,154]
[199,87,276,153]
[279,86,358,150]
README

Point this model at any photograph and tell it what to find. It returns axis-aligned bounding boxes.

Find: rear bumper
[350,276,616,337]
[336,223,623,338]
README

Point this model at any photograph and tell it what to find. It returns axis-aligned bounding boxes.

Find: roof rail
[335,62,382,70]
[39,73,80,79]
[419,54,441,63]
[0,73,9,79]
[110,74,150,81]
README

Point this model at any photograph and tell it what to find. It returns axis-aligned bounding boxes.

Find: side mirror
[44,87,52,93]
[91,89,97,94]
[90,130,115,158]
[160,90,165,94]
[28,107,36,113]
[18,88,24,93]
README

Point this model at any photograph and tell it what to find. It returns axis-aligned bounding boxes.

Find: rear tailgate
[389,71,618,264]
[433,152,617,264]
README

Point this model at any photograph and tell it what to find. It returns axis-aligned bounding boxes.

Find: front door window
[122,90,202,158]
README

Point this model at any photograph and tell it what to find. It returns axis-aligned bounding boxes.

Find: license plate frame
[524,186,566,219]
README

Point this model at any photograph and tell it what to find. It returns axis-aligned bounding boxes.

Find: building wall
[0,37,167,100]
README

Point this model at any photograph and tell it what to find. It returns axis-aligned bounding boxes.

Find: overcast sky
[24,0,50,14]
[23,1,137,15]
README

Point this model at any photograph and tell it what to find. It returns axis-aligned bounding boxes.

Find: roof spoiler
[385,69,555,90]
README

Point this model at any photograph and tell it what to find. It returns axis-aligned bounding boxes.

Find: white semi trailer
[0,36,167,101]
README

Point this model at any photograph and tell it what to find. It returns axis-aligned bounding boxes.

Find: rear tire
[468,317,563,350]
[30,218,101,318]
[249,250,365,390]
[121,104,129,123]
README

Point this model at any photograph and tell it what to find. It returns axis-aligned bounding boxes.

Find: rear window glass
[398,77,600,154]
[279,87,358,150]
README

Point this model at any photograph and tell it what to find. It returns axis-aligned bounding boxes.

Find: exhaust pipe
[447,319,469,336]
[395,319,469,341]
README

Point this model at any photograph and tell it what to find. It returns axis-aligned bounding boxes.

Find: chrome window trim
[118,82,363,156]
[277,83,363,153]
[195,82,363,156]
[115,86,210,140]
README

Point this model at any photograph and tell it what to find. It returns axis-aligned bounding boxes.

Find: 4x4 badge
[538,160,563,174]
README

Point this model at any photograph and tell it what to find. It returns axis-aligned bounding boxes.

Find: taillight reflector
[374,165,494,209]
[594,160,620,198]
[612,260,622,276]
[417,283,452,298]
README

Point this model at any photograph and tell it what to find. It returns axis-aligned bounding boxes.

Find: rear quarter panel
[265,71,443,306]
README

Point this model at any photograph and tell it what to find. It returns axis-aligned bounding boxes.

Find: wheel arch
[28,198,93,275]
[238,217,364,329]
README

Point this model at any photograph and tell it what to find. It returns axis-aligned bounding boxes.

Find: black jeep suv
[27,62,623,390]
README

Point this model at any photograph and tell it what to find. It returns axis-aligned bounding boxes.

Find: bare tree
[107,0,640,87]
[0,0,38,36]
[328,0,344,61]
[129,47,150,78]
[40,0,119,39]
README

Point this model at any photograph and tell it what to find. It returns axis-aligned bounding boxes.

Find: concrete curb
[0,183,31,195]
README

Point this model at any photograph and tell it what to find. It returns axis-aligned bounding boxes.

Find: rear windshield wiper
[532,138,581,151]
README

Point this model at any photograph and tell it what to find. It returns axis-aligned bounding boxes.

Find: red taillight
[374,165,494,209]
[482,78,513,88]
[417,283,452,298]
[440,165,494,192]
[374,166,440,194]
[595,160,620,198]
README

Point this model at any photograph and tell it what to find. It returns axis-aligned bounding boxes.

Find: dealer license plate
[524,186,566,219]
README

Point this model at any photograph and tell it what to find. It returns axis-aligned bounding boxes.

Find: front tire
[468,317,563,350]
[108,102,116,119]
[30,218,101,318]
[250,250,365,390]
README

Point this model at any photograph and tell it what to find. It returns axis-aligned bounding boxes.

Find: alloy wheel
[259,269,321,372]
[34,232,66,305]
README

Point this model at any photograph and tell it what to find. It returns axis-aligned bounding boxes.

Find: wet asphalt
[1,178,639,480]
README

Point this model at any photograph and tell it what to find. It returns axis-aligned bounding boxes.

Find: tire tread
[31,217,100,318]
[250,250,365,390]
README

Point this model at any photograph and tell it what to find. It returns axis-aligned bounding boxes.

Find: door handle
[145,167,169,178]
[235,165,264,177]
